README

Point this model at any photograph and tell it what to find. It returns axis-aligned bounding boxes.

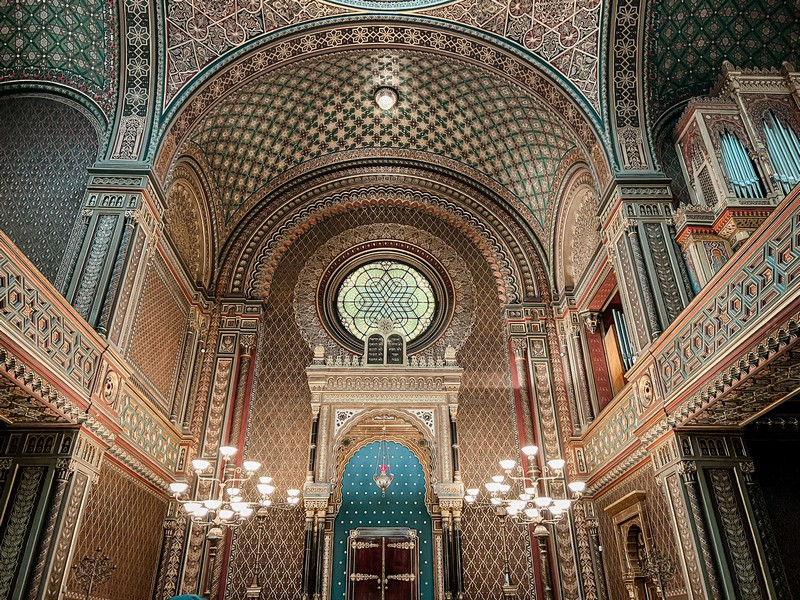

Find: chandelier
[169,444,301,531]
[465,444,585,527]
[373,424,394,496]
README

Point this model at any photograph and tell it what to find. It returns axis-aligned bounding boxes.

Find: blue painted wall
[332,441,433,599]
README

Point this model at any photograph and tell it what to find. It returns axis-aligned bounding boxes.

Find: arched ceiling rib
[164,0,602,108]
[178,49,583,247]
[646,0,800,121]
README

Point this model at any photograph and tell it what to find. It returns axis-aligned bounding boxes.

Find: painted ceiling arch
[646,0,800,122]
[163,0,603,109]
[156,45,606,254]
[214,162,550,302]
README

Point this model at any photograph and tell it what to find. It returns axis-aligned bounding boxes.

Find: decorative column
[650,430,790,600]
[601,183,694,352]
[564,318,595,427]
[504,303,584,600]
[61,171,164,338]
[0,427,107,600]
[179,299,262,595]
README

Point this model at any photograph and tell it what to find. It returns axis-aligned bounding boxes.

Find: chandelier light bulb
[491,475,505,483]
[510,499,526,510]
[243,461,261,472]
[499,459,516,470]
[219,509,235,521]
[230,502,248,512]
[568,481,586,494]
[533,496,552,508]
[230,496,243,503]
[184,502,202,513]
[547,458,566,471]
[506,505,519,516]
[549,506,563,516]
[485,482,501,493]
[287,489,300,497]
[259,476,273,484]
[260,498,273,507]
[466,488,480,496]
[490,497,503,505]
[219,446,237,458]
[169,482,189,495]
[464,495,475,503]
[257,484,275,495]
[226,488,241,496]
[375,87,398,110]
[498,484,511,493]
[193,507,209,518]
[192,459,210,472]
[240,507,254,518]
[554,499,572,510]
[204,499,222,510]
[525,486,537,496]
[521,445,539,456]
[287,496,301,505]
[524,508,540,519]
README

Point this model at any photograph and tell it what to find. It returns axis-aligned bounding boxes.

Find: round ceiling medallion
[325,0,453,10]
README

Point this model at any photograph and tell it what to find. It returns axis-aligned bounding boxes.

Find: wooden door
[346,528,419,600]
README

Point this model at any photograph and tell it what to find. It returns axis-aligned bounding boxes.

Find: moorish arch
[212,161,555,303]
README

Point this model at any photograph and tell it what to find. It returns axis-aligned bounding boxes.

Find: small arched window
[763,111,800,194]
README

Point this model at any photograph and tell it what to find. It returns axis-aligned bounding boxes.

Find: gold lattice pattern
[127,259,188,407]
[594,461,685,599]
[225,203,527,597]
[66,461,167,600]
[189,50,575,236]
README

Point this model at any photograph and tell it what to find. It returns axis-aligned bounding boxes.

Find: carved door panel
[346,528,419,600]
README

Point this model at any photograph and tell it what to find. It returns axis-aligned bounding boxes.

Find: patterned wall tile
[66,461,167,600]
[0,96,98,284]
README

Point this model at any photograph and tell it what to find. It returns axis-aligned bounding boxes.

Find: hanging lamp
[373,423,394,496]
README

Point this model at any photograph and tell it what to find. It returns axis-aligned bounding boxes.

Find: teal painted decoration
[333,441,433,600]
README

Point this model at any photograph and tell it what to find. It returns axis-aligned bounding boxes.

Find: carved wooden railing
[577,184,800,487]
[0,230,190,488]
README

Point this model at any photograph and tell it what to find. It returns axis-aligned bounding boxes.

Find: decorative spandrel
[337,261,436,342]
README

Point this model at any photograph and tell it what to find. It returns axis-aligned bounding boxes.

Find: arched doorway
[333,441,434,600]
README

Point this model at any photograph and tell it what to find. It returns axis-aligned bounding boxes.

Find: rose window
[336,260,436,341]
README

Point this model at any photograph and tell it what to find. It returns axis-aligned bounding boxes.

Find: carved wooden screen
[346,528,419,600]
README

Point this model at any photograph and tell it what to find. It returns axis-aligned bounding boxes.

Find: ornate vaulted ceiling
[0,0,116,115]
[177,49,583,250]
[646,0,800,120]
[164,0,602,109]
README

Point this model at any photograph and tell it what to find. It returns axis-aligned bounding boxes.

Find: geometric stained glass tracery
[336,260,436,341]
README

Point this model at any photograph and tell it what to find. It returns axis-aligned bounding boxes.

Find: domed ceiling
[178,49,584,248]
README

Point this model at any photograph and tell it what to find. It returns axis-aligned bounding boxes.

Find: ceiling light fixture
[375,87,398,110]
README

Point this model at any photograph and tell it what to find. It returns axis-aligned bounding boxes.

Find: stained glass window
[336,260,436,341]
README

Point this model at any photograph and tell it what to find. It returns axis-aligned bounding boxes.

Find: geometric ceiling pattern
[187,50,578,239]
[0,0,116,114]
[647,0,800,119]
[164,0,601,108]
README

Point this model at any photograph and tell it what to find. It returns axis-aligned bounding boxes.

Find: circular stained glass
[336,260,436,341]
